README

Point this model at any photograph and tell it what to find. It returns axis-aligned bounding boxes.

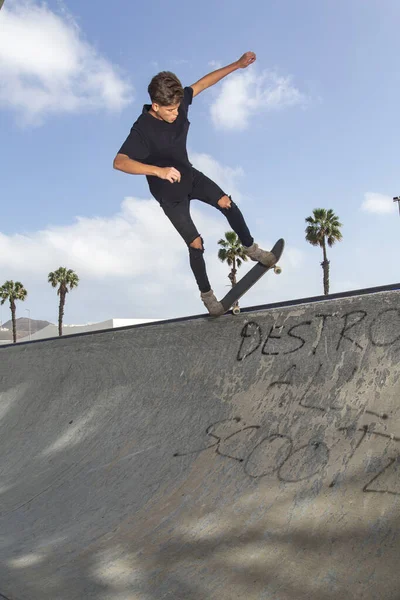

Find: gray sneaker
[201,290,225,316]
[244,243,277,267]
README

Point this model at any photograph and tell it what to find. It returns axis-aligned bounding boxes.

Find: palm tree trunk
[58,292,65,336]
[229,260,237,287]
[230,259,239,308]
[10,299,16,343]
[321,240,330,295]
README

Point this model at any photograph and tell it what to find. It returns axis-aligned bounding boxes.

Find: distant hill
[1,318,52,340]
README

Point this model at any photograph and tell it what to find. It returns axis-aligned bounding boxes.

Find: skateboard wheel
[274,266,282,275]
[232,306,241,315]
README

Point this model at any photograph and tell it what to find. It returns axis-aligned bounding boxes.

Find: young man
[113,51,277,316]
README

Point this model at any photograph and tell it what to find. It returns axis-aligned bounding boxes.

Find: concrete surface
[0,288,399,600]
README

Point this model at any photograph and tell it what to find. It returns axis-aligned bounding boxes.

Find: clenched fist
[237,51,256,69]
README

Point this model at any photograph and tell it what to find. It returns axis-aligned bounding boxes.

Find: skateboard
[220,238,285,315]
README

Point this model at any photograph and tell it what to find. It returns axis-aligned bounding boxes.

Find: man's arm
[113,154,182,183]
[113,154,160,176]
[190,51,256,98]
[113,129,180,179]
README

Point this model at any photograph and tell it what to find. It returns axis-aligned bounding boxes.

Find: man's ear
[152,102,160,113]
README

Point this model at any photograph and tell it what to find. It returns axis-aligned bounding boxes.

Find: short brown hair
[148,71,184,106]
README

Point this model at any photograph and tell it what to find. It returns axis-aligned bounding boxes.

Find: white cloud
[0,153,310,322]
[0,194,308,322]
[0,152,254,321]
[361,192,398,215]
[0,195,228,320]
[0,197,199,278]
[210,69,306,130]
[0,0,132,124]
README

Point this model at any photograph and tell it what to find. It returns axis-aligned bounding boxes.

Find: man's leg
[187,235,210,293]
[190,169,277,267]
[160,200,223,315]
[215,194,254,247]
[190,169,253,245]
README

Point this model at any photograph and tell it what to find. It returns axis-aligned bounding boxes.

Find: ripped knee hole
[189,238,204,252]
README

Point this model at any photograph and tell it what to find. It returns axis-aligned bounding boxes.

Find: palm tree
[48,267,79,336]
[0,281,28,343]
[305,208,343,295]
[218,231,248,308]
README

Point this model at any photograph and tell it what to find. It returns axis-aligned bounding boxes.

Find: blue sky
[1,0,399,325]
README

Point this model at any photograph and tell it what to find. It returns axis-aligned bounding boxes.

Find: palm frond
[48,267,80,290]
[0,280,28,303]
[305,208,343,248]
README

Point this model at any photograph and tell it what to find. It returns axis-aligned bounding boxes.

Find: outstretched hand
[237,51,256,68]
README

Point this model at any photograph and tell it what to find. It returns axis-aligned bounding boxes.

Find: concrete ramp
[0,287,399,600]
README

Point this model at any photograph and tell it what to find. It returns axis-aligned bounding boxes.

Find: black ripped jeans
[159,168,254,293]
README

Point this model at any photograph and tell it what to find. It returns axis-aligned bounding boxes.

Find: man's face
[152,102,180,123]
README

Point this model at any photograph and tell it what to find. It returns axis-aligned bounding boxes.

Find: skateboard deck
[220,238,285,315]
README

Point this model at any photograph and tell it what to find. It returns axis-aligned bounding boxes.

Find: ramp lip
[1,282,399,349]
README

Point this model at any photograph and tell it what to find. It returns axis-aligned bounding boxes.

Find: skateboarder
[113,51,277,316]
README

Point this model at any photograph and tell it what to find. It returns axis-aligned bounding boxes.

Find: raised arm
[190,51,256,98]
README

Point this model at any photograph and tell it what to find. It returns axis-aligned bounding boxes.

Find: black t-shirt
[118,86,194,203]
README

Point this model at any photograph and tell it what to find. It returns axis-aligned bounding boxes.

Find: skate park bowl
[0,284,399,600]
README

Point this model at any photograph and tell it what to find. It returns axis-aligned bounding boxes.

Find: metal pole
[393,197,400,216]
[25,309,31,340]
